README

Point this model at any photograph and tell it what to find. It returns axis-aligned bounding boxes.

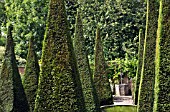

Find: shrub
[23,37,40,111]
[73,9,101,112]
[94,26,113,106]
[137,0,159,112]
[154,0,170,111]
[34,0,85,111]
[108,56,137,82]
[0,25,29,112]
[134,29,144,105]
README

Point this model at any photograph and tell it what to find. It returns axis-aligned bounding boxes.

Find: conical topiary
[134,29,144,105]
[0,25,29,112]
[73,9,101,112]
[34,0,85,111]
[154,0,170,111]
[94,26,113,106]
[23,36,40,112]
[137,0,159,111]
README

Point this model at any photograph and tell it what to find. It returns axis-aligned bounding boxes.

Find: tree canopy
[1,0,146,61]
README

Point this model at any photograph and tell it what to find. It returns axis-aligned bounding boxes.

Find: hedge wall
[154,0,170,111]
[137,0,159,112]
[94,26,113,106]
[23,37,40,112]
[134,29,144,105]
[73,9,101,112]
[0,26,29,112]
[34,0,85,111]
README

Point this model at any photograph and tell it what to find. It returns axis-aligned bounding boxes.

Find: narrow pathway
[100,95,135,109]
[101,95,136,112]
[113,95,134,105]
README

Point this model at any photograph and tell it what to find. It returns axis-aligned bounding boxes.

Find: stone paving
[113,95,134,105]
[100,95,135,110]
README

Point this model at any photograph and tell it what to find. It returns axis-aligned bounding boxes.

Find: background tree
[137,0,159,111]
[5,0,49,59]
[0,0,6,46]
[0,0,5,25]
[80,0,146,61]
[154,0,170,111]
[73,9,101,112]
[134,29,144,105]
[2,0,146,66]
[34,0,85,111]
[4,0,78,59]
[0,25,29,112]
[94,26,113,106]
[23,36,40,112]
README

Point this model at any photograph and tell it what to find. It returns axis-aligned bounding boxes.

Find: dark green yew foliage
[34,0,85,111]
[65,0,78,38]
[23,37,40,112]
[134,29,144,105]
[73,10,101,112]
[137,0,159,112]
[154,0,170,111]
[94,26,113,106]
[0,26,29,112]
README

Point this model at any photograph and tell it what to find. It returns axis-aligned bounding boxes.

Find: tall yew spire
[0,25,29,112]
[34,0,85,111]
[73,9,101,112]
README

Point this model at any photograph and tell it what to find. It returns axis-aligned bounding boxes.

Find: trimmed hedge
[34,0,85,111]
[94,26,113,106]
[137,0,159,112]
[134,29,144,105]
[0,26,29,112]
[23,37,40,111]
[154,0,170,111]
[73,9,101,112]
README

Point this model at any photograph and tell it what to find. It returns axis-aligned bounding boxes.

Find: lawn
[102,105,137,112]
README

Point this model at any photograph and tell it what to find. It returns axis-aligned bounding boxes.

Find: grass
[102,105,137,112]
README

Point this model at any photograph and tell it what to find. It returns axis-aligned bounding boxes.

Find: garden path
[100,95,134,109]
[113,95,134,105]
